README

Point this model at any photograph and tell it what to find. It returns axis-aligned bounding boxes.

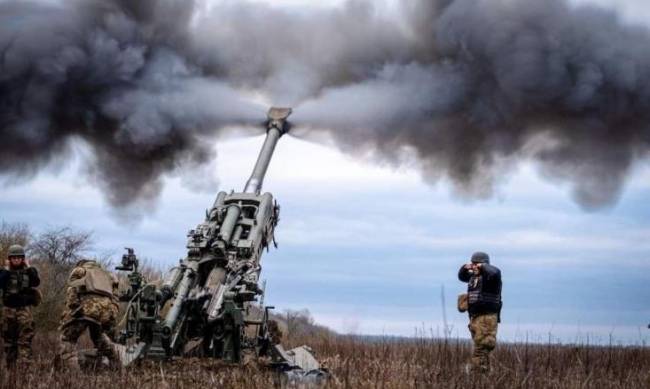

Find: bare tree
[29,226,93,266]
[0,221,30,263]
[28,226,94,330]
[285,309,315,338]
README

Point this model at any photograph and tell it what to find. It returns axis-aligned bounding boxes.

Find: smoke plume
[294,0,650,208]
[1,0,649,210]
[0,0,263,207]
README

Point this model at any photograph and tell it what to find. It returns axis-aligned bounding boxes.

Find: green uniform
[0,265,40,366]
[57,260,120,369]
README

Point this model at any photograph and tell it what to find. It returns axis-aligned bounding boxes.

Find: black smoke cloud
[294,0,650,209]
[0,0,263,207]
[2,0,649,210]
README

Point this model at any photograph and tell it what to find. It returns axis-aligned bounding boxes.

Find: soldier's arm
[458,265,472,282]
[65,285,81,310]
[480,264,500,281]
[0,269,9,289]
[26,266,41,287]
[64,267,85,308]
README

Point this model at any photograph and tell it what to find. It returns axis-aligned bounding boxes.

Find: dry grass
[1,332,648,388]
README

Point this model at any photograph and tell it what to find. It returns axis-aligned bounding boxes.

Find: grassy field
[1,332,648,388]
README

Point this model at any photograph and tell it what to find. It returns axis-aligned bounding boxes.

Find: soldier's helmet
[8,244,26,258]
[470,251,490,264]
[75,258,96,267]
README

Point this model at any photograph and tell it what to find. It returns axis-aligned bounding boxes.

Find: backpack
[457,293,468,313]
[69,261,115,297]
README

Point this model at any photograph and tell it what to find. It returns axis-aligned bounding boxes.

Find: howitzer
[117,108,326,377]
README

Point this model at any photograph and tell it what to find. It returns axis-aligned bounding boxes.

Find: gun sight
[116,247,139,272]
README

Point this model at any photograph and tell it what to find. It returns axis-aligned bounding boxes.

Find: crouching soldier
[57,259,120,369]
[458,252,502,373]
[0,244,41,367]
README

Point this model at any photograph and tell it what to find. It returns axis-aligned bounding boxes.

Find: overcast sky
[1,0,649,345]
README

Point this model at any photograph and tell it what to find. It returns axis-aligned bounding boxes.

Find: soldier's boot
[57,341,81,370]
[95,333,120,369]
[470,348,490,373]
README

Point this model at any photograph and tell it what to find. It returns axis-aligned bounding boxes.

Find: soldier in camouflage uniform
[0,244,41,367]
[57,259,120,369]
[458,252,502,373]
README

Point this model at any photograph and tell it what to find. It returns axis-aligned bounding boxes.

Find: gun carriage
[116,108,323,375]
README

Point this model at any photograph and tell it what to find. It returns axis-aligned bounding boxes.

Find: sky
[1,0,649,345]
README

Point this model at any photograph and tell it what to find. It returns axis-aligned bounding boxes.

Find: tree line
[0,221,333,340]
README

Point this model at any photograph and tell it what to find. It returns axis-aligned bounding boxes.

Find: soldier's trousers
[1,306,35,366]
[58,319,117,369]
[468,313,498,372]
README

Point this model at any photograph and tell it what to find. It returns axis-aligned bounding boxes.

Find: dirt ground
[1,333,649,388]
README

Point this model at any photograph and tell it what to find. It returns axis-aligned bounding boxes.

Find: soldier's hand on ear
[24,258,31,267]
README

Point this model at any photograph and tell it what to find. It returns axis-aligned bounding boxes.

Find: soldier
[0,244,41,367]
[458,251,502,373]
[57,259,120,369]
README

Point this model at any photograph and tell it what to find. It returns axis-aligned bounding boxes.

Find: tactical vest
[68,262,115,298]
[2,269,36,307]
[467,272,502,317]
[468,289,501,305]
[4,270,31,296]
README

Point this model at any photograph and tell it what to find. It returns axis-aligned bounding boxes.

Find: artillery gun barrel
[115,107,328,377]
[243,107,292,194]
